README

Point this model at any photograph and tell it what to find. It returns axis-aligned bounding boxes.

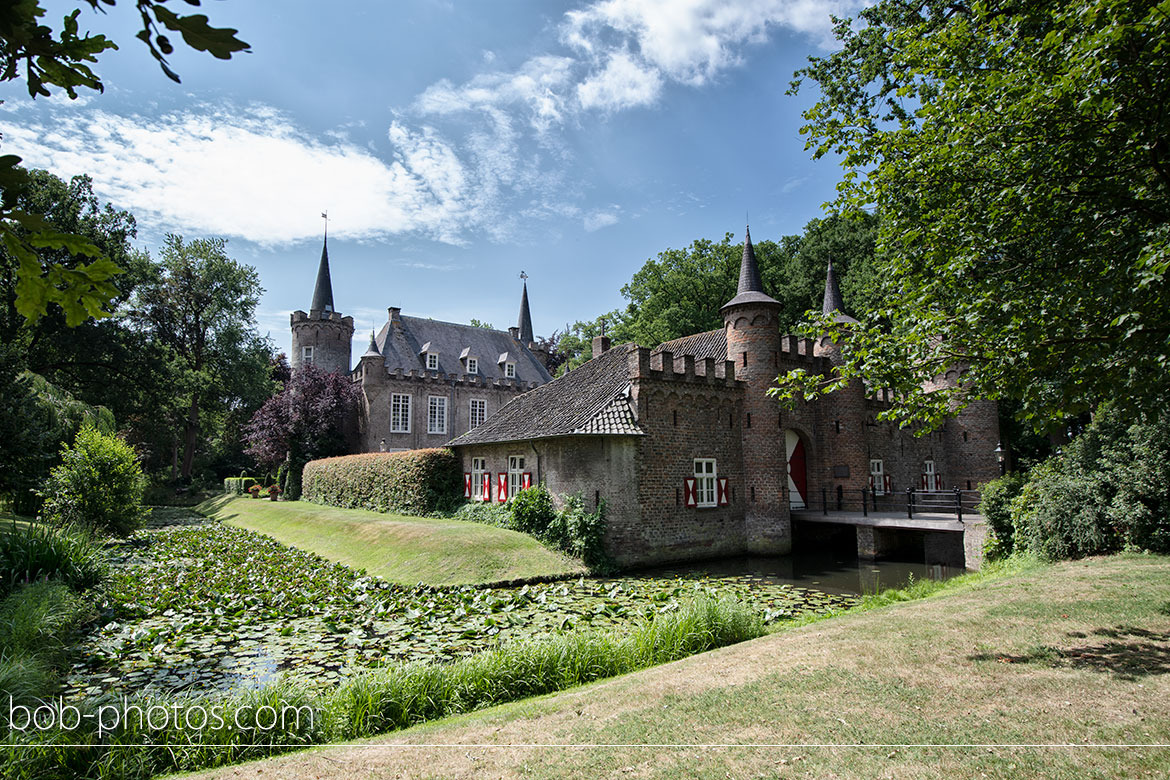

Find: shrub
[302,449,461,515]
[39,423,149,536]
[544,493,612,572]
[450,501,513,528]
[508,484,556,535]
[978,472,1027,560]
[223,477,258,495]
[0,522,106,599]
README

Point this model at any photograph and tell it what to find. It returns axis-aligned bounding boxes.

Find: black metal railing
[788,486,982,521]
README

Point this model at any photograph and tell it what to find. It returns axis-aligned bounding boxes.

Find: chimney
[388,307,401,326]
[508,326,520,340]
[592,335,611,359]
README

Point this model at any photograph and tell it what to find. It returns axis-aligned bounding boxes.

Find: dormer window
[426,353,439,371]
[505,362,516,378]
[467,357,478,374]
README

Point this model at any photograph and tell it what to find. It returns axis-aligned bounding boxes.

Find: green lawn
[0,509,34,532]
[184,553,1170,780]
[196,495,585,586]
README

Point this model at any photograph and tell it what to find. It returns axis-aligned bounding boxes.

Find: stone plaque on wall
[833,465,850,478]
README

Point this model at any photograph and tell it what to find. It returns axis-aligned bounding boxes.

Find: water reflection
[630,551,961,595]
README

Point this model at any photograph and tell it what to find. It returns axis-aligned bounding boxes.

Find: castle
[290,236,553,452]
[294,229,1000,568]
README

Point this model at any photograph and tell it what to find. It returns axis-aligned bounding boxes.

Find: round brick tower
[814,258,870,496]
[290,233,353,375]
[721,226,791,555]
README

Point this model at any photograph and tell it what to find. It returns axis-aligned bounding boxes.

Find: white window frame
[466,357,478,375]
[508,455,525,498]
[870,458,885,494]
[471,457,487,502]
[469,398,487,429]
[694,459,717,508]
[504,362,516,379]
[302,345,314,365]
[426,352,439,371]
[427,395,448,435]
[390,393,411,433]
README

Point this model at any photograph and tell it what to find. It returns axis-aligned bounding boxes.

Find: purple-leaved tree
[244,365,359,499]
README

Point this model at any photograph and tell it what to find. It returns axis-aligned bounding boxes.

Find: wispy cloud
[584,207,621,231]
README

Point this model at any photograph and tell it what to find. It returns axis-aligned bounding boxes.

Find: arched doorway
[785,429,807,509]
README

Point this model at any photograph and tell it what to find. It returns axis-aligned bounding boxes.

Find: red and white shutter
[684,477,697,508]
[717,477,729,507]
[497,473,508,502]
[883,475,891,495]
[934,474,942,491]
[481,473,491,502]
[920,473,927,491]
[868,474,875,492]
[464,473,472,499]
[522,472,532,490]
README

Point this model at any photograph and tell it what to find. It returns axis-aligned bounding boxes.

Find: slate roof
[821,258,859,324]
[652,329,727,362]
[722,225,779,310]
[448,344,641,446]
[310,236,335,313]
[372,315,553,384]
[517,282,534,344]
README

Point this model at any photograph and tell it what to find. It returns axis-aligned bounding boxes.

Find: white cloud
[577,50,662,111]
[0,104,530,246]
[584,208,621,231]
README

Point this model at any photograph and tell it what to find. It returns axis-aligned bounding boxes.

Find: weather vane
[519,270,528,281]
[321,210,329,236]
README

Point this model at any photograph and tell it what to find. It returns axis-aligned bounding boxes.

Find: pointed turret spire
[361,329,380,359]
[822,257,845,315]
[737,225,764,295]
[310,230,335,314]
[721,224,778,311]
[517,273,534,344]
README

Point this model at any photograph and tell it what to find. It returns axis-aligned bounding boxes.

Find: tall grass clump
[0,581,97,706]
[0,522,106,599]
[327,595,763,739]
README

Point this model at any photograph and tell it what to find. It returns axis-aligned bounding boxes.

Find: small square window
[302,346,314,365]
[504,362,515,378]
[467,357,478,374]
[426,353,439,371]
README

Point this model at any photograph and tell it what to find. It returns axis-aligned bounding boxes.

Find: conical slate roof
[721,225,779,310]
[821,257,858,323]
[517,281,534,344]
[310,235,334,313]
[361,330,380,359]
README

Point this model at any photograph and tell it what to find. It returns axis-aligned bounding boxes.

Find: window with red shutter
[497,472,508,502]
[464,473,471,499]
[684,477,697,508]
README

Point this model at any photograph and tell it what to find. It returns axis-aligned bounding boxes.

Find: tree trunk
[181,395,200,479]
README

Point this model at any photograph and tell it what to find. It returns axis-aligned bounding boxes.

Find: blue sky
[1,0,859,358]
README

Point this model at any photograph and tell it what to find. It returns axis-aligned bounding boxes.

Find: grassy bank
[197,495,585,585]
[184,553,1170,780]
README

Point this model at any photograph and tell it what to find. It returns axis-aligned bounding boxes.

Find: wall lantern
[379,439,387,452]
[994,441,1006,475]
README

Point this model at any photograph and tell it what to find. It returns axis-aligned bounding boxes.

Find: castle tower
[290,232,354,375]
[721,226,791,554]
[814,258,870,495]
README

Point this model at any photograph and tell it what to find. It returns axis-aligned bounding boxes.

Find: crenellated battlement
[626,345,743,389]
[291,309,354,327]
[778,333,821,363]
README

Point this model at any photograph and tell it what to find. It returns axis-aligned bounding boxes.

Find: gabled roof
[310,235,334,313]
[449,343,641,446]
[721,225,779,310]
[373,315,552,384]
[652,329,727,362]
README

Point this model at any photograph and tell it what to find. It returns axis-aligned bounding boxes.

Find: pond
[63,511,941,700]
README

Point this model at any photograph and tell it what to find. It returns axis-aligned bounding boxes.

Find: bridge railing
[789,486,983,522]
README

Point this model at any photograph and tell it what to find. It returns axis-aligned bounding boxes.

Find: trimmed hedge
[302,449,461,515]
[223,477,258,495]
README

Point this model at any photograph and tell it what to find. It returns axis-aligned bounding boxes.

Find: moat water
[632,550,963,596]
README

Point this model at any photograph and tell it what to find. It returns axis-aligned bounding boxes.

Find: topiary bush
[39,423,149,536]
[302,449,461,515]
[223,477,258,495]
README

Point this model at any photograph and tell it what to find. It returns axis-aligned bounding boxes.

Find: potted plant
[268,484,282,501]
[249,484,262,499]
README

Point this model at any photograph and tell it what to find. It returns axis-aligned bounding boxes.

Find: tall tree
[131,235,272,480]
[244,365,360,499]
[0,1,249,325]
[781,0,1170,428]
[555,214,880,373]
